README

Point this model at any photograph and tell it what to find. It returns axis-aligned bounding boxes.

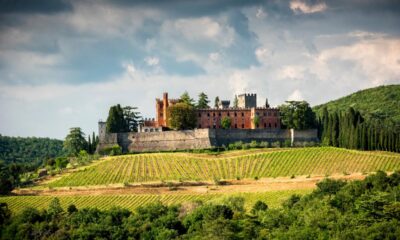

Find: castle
[97,92,319,153]
[139,92,280,132]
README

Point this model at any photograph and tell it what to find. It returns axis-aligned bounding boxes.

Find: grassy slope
[46,147,400,187]
[0,189,311,214]
[313,84,400,125]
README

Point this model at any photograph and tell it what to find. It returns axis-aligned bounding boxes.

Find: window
[218,112,221,116]
[227,112,230,116]
[263,112,266,116]
[235,124,237,128]
[241,112,244,117]
[198,113,201,117]
[207,113,210,117]
[234,112,237,117]
[213,113,215,117]
[275,123,277,128]
[269,123,271,128]
[264,123,266,128]
[198,124,202,128]
[241,124,244,128]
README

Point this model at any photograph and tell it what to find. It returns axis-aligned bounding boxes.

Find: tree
[253,115,260,128]
[63,127,87,156]
[168,103,197,130]
[233,95,239,108]
[220,117,231,129]
[278,101,316,130]
[48,198,63,218]
[197,92,210,109]
[180,91,195,107]
[106,104,127,133]
[0,161,13,195]
[123,106,142,132]
[214,96,220,108]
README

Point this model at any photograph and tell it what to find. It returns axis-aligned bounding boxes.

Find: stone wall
[97,128,319,153]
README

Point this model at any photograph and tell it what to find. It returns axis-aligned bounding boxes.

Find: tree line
[318,107,400,152]
[1,171,399,239]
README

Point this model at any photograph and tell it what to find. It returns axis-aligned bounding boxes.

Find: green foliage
[48,198,63,217]
[252,115,260,128]
[214,96,220,108]
[106,104,127,133]
[123,106,142,132]
[180,91,195,107]
[314,84,400,127]
[279,100,316,130]
[0,135,65,167]
[63,127,87,156]
[233,95,238,108]
[168,102,197,130]
[196,92,210,109]
[98,144,122,156]
[220,116,231,129]
[0,162,13,195]
[251,200,268,214]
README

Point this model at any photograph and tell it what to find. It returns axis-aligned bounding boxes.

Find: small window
[227,112,230,116]
[269,123,271,128]
[207,113,210,117]
[198,113,201,117]
[275,123,277,128]
[241,124,244,128]
[198,124,201,128]
[213,113,215,117]
[234,112,237,117]
[264,123,266,128]
[218,112,221,116]
[235,124,237,128]
[263,113,266,116]
[241,112,244,117]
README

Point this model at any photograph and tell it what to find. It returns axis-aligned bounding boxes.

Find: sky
[0,0,400,139]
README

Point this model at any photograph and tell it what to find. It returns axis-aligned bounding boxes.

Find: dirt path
[14,173,367,196]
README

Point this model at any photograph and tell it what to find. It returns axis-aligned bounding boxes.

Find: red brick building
[143,92,280,131]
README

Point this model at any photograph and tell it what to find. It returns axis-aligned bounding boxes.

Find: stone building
[143,92,280,131]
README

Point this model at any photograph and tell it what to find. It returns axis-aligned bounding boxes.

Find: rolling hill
[45,147,400,187]
[313,84,400,125]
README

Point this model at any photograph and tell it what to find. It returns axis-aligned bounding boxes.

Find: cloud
[255,47,268,63]
[312,36,400,85]
[290,0,327,14]
[278,65,305,79]
[256,7,267,19]
[288,89,304,101]
[208,52,220,62]
[144,57,160,66]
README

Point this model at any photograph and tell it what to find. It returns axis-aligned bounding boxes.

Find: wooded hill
[313,84,400,127]
[0,135,65,167]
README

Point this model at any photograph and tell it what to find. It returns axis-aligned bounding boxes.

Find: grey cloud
[0,0,72,14]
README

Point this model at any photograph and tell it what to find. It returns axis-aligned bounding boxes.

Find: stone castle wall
[97,128,319,153]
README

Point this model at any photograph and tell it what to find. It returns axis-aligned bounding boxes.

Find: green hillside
[313,84,400,125]
[0,135,65,166]
[46,147,400,187]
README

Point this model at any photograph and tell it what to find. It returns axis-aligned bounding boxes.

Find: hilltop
[313,84,400,125]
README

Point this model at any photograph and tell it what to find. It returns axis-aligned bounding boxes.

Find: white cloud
[162,17,235,48]
[290,0,327,14]
[278,65,305,79]
[229,72,250,94]
[256,7,267,19]
[255,47,268,63]
[209,52,220,62]
[144,56,160,66]
[312,37,400,85]
[288,89,304,101]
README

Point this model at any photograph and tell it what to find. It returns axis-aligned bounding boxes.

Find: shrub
[283,139,292,147]
[99,144,122,156]
[259,141,269,148]
[250,140,259,148]
[271,141,281,148]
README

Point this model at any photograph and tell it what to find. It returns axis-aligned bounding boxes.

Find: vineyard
[47,147,400,187]
[1,189,311,214]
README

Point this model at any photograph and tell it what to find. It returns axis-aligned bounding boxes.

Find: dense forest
[0,171,399,239]
[314,84,400,127]
[0,135,65,167]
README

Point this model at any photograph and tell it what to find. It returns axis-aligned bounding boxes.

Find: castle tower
[237,93,257,108]
[98,121,107,142]
[163,92,168,126]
